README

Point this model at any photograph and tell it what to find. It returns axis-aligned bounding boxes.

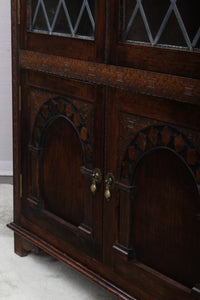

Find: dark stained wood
[8,222,197,300]
[11,0,21,225]
[19,70,105,261]
[106,0,119,65]
[112,89,200,131]
[132,148,200,287]
[95,0,107,63]
[192,285,200,299]
[14,232,42,256]
[20,0,106,62]
[108,0,200,79]
[14,233,32,257]
[117,43,200,79]
[112,255,194,300]
[9,1,200,299]
[25,70,97,104]
[8,222,137,300]
[105,86,200,298]
[26,32,95,61]
[41,117,85,225]
[20,50,200,105]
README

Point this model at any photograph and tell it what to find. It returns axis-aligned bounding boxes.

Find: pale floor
[0,182,118,300]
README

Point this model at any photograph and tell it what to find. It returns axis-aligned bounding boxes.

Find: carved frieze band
[121,125,200,186]
[20,50,200,104]
[29,96,93,165]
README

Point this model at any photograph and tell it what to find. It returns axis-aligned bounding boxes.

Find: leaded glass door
[31,0,95,38]
[20,0,106,61]
[121,0,199,50]
[108,0,200,77]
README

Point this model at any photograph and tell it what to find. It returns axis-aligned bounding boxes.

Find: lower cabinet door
[20,70,105,261]
[105,87,200,300]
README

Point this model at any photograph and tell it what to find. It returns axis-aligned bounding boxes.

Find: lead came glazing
[31,0,95,38]
[121,0,200,51]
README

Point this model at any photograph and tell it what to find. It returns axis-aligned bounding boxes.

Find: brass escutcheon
[90,168,102,194]
[104,173,115,201]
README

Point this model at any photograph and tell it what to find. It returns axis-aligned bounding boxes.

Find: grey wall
[0,0,12,175]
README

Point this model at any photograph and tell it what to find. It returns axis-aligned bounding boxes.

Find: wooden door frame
[20,0,107,62]
[107,0,200,78]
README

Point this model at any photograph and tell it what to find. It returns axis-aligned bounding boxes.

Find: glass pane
[120,0,200,51]
[30,0,95,39]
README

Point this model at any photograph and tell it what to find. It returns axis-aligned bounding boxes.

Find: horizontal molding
[7,222,134,300]
[20,50,200,104]
[0,160,13,176]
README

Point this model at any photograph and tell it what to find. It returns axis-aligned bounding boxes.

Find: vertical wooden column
[113,185,136,261]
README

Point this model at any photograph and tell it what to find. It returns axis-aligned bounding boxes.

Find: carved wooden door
[105,1,200,299]
[18,0,106,261]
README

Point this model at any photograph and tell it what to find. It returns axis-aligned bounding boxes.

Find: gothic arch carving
[120,125,200,186]
[29,96,93,165]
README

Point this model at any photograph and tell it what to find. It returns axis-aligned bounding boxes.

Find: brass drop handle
[104,173,115,201]
[90,168,102,194]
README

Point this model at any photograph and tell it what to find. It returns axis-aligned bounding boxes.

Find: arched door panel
[23,93,104,261]
[41,117,84,226]
[133,148,200,287]
[106,89,200,297]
